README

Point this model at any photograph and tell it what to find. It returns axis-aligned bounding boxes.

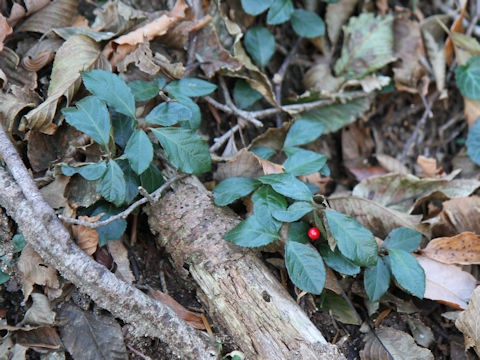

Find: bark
[148,176,346,360]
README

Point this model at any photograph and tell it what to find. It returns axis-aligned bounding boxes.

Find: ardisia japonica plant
[213,118,425,302]
[59,69,216,245]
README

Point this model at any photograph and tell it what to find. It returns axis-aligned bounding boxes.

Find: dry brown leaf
[375,154,410,175]
[0,47,37,90]
[21,39,63,72]
[0,85,41,132]
[348,166,387,182]
[148,287,205,330]
[107,239,135,284]
[417,155,444,178]
[422,232,480,265]
[17,0,78,33]
[72,215,102,256]
[326,0,358,45]
[437,196,480,236]
[445,2,468,65]
[17,245,60,301]
[0,14,12,52]
[299,173,333,196]
[416,255,476,310]
[23,293,56,326]
[116,41,160,75]
[7,0,51,26]
[456,286,480,356]
[39,175,69,209]
[341,122,374,169]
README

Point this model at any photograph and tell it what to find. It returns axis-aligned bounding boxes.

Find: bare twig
[58,174,187,229]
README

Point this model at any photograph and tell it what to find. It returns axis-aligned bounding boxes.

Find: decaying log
[148,176,345,360]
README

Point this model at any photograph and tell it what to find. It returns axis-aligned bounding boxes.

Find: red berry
[308,227,320,240]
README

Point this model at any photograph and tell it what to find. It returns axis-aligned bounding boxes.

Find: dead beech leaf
[72,215,102,256]
[341,121,375,169]
[438,196,480,235]
[16,326,62,350]
[17,0,78,33]
[303,61,345,94]
[325,0,358,46]
[416,255,476,310]
[417,155,446,178]
[445,1,467,65]
[456,286,480,356]
[0,85,41,132]
[347,166,387,182]
[360,326,433,360]
[116,41,160,75]
[39,175,69,209]
[107,239,135,284]
[299,173,333,196]
[0,14,12,52]
[17,245,60,301]
[148,287,205,330]
[0,47,37,90]
[21,38,63,72]
[422,232,480,265]
[23,293,56,326]
[7,0,51,26]
[375,153,409,175]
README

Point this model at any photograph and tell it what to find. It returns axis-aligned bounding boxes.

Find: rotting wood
[147,175,346,360]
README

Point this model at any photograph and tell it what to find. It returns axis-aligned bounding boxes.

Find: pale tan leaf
[23,293,56,326]
[249,124,288,152]
[72,215,102,256]
[116,41,160,75]
[17,245,60,301]
[417,155,445,178]
[39,175,69,209]
[21,39,63,72]
[455,286,480,356]
[375,154,410,174]
[361,326,433,360]
[0,85,41,132]
[303,62,345,93]
[421,16,447,95]
[422,232,480,265]
[342,74,390,93]
[107,239,135,284]
[0,14,12,52]
[438,196,480,235]
[0,47,37,90]
[326,0,358,45]
[17,0,78,33]
[416,255,476,310]
[91,0,145,33]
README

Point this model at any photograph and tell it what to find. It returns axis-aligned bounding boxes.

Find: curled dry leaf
[436,196,480,236]
[416,255,476,310]
[422,232,480,265]
[17,245,60,301]
[0,85,41,132]
[0,14,13,52]
[71,214,103,256]
[455,286,480,356]
[21,39,63,72]
[116,41,160,75]
[7,0,51,26]
[0,47,38,91]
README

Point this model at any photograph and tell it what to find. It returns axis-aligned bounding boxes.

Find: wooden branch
[147,176,346,360]
[0,126,217,360]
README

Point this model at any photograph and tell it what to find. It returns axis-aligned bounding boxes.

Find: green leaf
[298,97,371,134]
[250,146,276,160]
[91,204,127,246]
[117,159,140,203]
[467,118,480,166]
[320,245,361,276]
[62,162,107,181]
[172,95,201,130]
[290,9,325,38]
[150,127,211,174]
[244,27,275,67]
[241,0,273,15]
[0,272,10,285]
[62,96,111,150]
[128,80,160,101]
[145,102,192,126]
[97,160,126,206]
[139,163,164,193]
[12,234,26,253]
[456,56,480,100]
[288,222,310,243]
[317,292,361,325]
[224,214,279,247]
[388,249,425,298]
[82,70,136,118]
[125,129,153,175]
[251,185,287,230]
[233,79,263,109]
[258,173,313,201]
[335,13,396,79]
[325,209,377,266]
[112,113,134,148]
[285,241,325,294]
[165,78,217,97]
[364,257,390,302]
[272,201,314,222]
[284,118,324,148]
[213,177,261,206]
[266,0,293,25]
[382,227,422,253]
[283,148,328,176]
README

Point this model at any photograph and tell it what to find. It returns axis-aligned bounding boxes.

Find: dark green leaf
[319,163,330,177]
[272,201,314,222]
[145,102,192,126]
[456,56,480,100]
[124,130,153,175]
[288,222,310,243]
[62,96,111,149]
[82,70,136,118]
[12,234,26,253]
[290,9,325,38]
[139,163,164,193]
[266,0,293,25]
[250,146,276,160]
[388,249,425,298]
[150,127,211,174]
[91,204,127,246]
[117,160,140,204]
[467,118,480,166]
[325,209,377,266]
[128,80,160,101]
[382,227,422,253]
[283,148,328,176]
[172,95,201,130]
[241,0,273,15]
[258,173,313,201]
[0,272,10,284]
[97,160,126,206]
[284,118,324,148]
[320,245,361,275]
[213,177,261,206]
[165,78,217,97]
[112,112,134,148]
[224,214,279,247]
[244,27,275,67]
[285,241,325,294]
[233,79,263,109]
[364,257,390,302]
[61,162,107,181]
[252,185,287,231]
[317,292,361,325]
